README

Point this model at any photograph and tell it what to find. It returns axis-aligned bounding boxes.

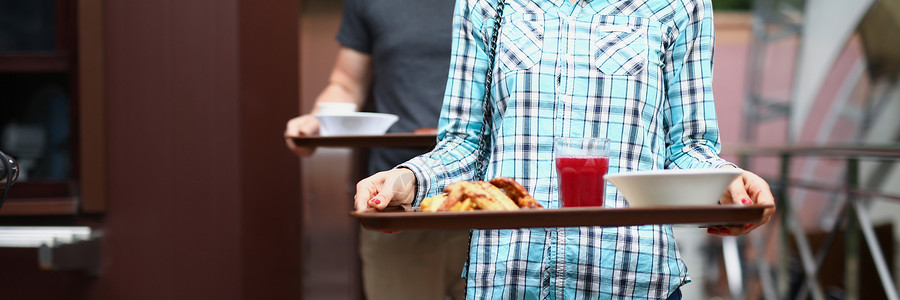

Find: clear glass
[554,137,610,207]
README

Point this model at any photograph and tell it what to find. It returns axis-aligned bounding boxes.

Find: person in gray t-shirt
[284,0,467,299]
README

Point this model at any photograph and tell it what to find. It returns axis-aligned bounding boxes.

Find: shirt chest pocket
[591,16,648,76]
[495,16,544,73]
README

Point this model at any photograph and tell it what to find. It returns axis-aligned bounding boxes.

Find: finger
[283,120,300,149]
[707,225,748,236]
[355,172,398,211]
[354,178,381,212]
[369,189,394,211]
[284,136,297,152]
[747,172,776,218]
[285,116,321,139]
[284,136,316,157]
[742,172,776,232]
[285,117,304,136]
[296,117,320,137]
[285,115,321,137]
[721,174,751,205]
[293,144,317,157]
[284,116,319,157]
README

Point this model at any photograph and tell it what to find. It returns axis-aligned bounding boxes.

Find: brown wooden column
[0,0,300,298]
[237,0,303,298]
[101,0,301,299]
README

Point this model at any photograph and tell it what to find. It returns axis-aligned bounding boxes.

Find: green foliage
[711,0,753,11]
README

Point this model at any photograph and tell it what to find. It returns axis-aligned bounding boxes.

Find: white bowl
[315,112,399,136]
[604,168,742,207]
[316,102,357,114]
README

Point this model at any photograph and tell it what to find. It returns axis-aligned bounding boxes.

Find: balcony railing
[732,144,900,300]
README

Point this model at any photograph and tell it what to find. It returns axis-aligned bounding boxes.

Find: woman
[354,0,775,298]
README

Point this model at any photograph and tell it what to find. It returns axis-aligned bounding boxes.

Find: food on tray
[419,193,445,212]
[490,177,543,209]
[469,181,521,210]
[420,177,543,212]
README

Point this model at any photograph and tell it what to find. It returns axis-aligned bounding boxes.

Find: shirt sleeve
[336,0,372,54]
[663,0,732,169]
[399,0,493,204]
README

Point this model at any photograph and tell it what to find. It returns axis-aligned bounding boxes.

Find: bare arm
[311,46,374,113]
[284,46,374,156]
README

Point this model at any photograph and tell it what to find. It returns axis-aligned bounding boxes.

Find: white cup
[316,102,357,115]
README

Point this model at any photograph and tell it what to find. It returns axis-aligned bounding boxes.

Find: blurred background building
[0,0,897,299]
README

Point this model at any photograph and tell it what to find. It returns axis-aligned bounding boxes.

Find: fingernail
[373,199,381,205]
[742,198,752,204]
[707,228,719,234]
[720,228,731,234]
[744,223,754,230]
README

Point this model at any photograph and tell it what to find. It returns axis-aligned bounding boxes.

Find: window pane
[0,0,57,53]
[0,74,71,182]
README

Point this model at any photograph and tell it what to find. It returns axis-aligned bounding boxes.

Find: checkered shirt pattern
[400,0,730,298]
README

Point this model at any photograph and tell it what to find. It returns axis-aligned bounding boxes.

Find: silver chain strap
[465,0,507,278]
[473,0,505,181]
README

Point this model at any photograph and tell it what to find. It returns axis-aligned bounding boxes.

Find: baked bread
[419,177,542,212]
[490,177,543,209]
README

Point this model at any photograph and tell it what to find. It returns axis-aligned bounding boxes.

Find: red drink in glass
[556,155,609,207]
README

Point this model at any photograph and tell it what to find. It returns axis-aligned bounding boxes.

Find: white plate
[604,168,743,207]
[315,112,399,136]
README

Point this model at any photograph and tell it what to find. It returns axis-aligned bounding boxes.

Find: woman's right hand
[283,114,320,157]
[354,168,417,212]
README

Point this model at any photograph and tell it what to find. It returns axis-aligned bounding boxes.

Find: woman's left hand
[707,165,776,236]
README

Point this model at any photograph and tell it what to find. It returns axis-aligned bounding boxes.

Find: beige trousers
[359,228,469,300]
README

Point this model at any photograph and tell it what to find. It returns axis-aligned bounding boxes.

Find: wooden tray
[351,205,772,231]
[290,133,437,148]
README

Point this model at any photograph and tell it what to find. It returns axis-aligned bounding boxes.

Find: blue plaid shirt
[401,0,729,298]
